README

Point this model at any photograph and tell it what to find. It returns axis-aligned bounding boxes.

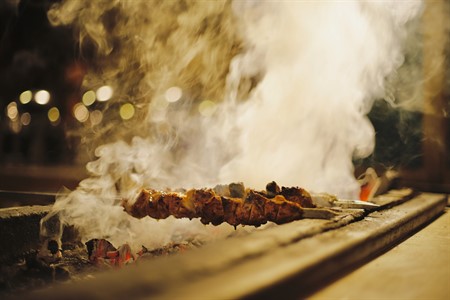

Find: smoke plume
[42,0,423,249]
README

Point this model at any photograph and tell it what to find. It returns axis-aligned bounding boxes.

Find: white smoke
[218,1,423,197]
[42,0,424,248]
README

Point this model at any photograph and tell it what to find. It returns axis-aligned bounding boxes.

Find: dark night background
[0,0,85,166]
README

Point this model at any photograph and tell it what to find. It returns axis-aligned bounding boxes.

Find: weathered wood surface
[371,188,416,208]
[159,193,447,300]
[309,208,450,300]
[22,192,446,300]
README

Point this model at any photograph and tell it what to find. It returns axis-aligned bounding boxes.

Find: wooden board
[309,209,450,300]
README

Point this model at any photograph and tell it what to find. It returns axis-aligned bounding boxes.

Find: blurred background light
[19,90,32,104]
[20,112,31,126]
[48,107,60,123]
[119,103,135,120]
[6,102,18,120]
[82,90,96,106]
[90,110,103,125]
[164,86,182,103]
[35,90,50,105]
[96,85,113,102]
[198,100,217,117]
[73,103,89,122]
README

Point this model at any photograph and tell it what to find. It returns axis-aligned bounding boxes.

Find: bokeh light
[19,90,32,104]
[82,90,96,106]
[20,112,31,126]
[164,86,182,103]
[35,90,50,105]
[73,103,89,122]
[119,103,135,120]
[6,102,18,120]
[96,85,113,102]
[48,107,60,123]
[90,110,103,125]
[198,100,217,117]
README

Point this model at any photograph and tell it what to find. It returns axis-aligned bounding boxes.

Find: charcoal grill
[0,189,446,299]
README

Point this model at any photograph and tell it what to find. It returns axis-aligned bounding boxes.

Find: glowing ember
[358,168,381,201]
[85,239,136,267]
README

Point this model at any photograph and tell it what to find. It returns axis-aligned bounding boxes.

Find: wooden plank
[309,209,450,300]
[371,188,416,208]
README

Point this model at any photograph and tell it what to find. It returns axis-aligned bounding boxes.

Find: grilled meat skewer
[123,182,323,226]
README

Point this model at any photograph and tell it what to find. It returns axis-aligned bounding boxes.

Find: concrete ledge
[0,205,79,263]
[0,205,51,263]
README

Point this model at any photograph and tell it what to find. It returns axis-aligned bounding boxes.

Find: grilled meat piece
[279,186,315,208]
[263,181,315,208]
[265,181,281,197]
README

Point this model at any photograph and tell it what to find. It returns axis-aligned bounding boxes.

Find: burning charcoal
[229,182,245,198]
[115,244,135,266]
[85,239,136,267]
[105,243,136,267]
[85,239,117,263]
